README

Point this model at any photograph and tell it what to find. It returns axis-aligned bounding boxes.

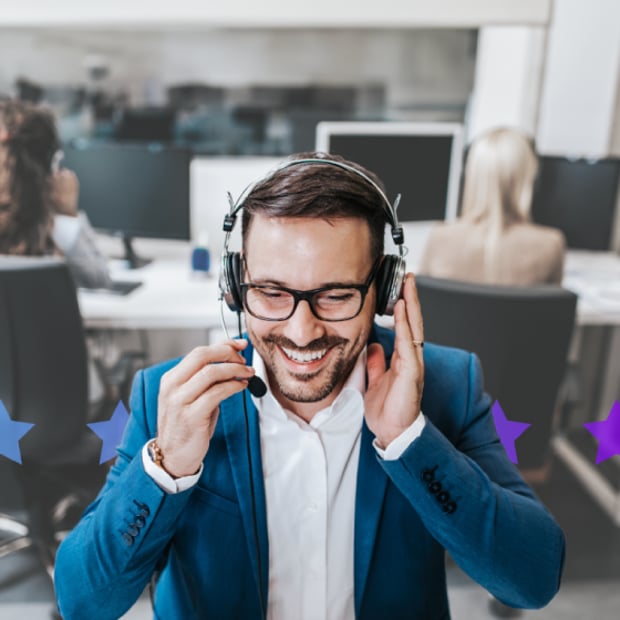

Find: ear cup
[375,254,406,316]
[220,251,244,312]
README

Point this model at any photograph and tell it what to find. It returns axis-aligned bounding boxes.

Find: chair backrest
[0,257,89,461]
[415,275,578,469]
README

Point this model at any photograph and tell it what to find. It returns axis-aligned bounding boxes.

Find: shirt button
[308,502,319,512]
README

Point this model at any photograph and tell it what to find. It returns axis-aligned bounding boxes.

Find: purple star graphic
[491,400,531,464]
[87,400,130,464]
[0,400,34,464]
[583,401,620,464]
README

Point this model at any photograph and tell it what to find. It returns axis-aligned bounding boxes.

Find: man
[55,153,564,620]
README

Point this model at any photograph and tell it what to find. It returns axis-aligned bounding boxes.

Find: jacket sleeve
[379,352,565,609]
[55,369,193,620]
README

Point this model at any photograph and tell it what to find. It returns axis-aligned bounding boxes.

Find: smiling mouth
[281,346,328,363]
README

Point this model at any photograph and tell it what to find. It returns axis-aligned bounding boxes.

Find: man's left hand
[365,273,425,448]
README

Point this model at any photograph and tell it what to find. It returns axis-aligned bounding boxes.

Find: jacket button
[122,532,134,546]
[128,525,140,537]
[443,501,457,514]
[428,481,442,494]
[437,491,450,503]
[133,500,150,516]
[422,466,438,482]
[135,515,146,528]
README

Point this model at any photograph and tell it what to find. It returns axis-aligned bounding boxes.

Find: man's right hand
[155,339,255,478]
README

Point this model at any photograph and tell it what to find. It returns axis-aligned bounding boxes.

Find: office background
[1,1,620,618]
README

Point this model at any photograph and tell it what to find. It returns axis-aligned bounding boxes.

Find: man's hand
[156,339,256,478]
[365,273,425,448]
[49,169,79,216]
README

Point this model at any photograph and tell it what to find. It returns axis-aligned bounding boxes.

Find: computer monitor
[531,156,620,251]
[116,106,176,143]
[62,141,191,267]
[316,122,464,221]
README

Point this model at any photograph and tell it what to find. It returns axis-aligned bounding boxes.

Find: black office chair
[0,257,107,586]
[415,276,578,474]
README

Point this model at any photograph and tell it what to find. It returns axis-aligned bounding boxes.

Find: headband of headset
[221,157,405,254]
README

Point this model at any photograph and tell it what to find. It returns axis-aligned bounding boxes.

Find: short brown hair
[240,152,389,261]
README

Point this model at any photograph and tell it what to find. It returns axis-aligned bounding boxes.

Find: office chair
[415,276,578,475]
[0,257,107,586]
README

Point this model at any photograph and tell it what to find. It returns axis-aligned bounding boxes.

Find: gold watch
[147,438,164,469]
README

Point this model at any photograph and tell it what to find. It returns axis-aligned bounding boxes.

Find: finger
[180,361,255,405]
[393,298,417,363]
[191,376,256,417]
[404,273,425,345]
[163,340,248,388]
[366,343,386,390]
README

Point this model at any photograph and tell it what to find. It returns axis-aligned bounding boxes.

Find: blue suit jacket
[55,324,564,620]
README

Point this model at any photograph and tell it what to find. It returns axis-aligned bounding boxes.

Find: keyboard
[80,280,143,296]
[107,280,143,295]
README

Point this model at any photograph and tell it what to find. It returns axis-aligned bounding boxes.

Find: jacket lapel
[354,421,389,617]
[354,324,393,616]
[220,389,269,611]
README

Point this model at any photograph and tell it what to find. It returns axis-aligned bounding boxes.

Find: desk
[78,249,620,329]
[78,259,231,331]
[563,251,620,326]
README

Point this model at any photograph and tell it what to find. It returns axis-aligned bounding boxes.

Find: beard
[249,332,365,404]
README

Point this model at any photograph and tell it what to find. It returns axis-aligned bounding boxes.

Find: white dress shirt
[143,346,426,619]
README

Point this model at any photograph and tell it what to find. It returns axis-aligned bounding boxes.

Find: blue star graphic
[0,400,35,464]
[583,401,620,464]
[87,401,130,464]
[491,400,531,464]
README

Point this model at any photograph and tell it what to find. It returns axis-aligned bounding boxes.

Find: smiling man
[55,153,564,620]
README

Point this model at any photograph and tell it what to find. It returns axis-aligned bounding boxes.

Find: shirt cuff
[373,413,426,461]
[141,442,203,493]
[52,213,81,252]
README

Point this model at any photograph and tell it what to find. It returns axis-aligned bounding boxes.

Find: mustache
[262,334,347,352]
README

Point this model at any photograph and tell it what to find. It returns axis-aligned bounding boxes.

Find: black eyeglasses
[241,259,380,322]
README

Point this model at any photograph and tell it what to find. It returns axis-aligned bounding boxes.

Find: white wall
[466,26,547,142]
[536,0,620,157]
[0,1,551,28]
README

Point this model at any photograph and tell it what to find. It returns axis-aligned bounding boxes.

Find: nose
[283,298,325,346]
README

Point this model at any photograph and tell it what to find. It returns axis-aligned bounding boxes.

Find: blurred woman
[419,126,565,285]
[0,98,110,288]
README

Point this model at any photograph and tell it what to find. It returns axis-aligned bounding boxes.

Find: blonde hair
[460,127,538,280]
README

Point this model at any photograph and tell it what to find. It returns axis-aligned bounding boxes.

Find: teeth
[282,347,327,363]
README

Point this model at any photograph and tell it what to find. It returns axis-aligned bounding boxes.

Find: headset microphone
[247,375,268,398]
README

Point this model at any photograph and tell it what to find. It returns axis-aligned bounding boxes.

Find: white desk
[78,259,229,331]
[78,249,620,330]
[563,251,620,325]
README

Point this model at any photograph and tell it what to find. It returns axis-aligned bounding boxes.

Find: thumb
[366,342,386,390]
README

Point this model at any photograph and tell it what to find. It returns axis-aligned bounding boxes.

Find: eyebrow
[248,276,364,289]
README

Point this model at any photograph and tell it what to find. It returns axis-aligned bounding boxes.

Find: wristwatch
[147,438,164,469]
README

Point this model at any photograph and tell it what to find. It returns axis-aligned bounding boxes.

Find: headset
[219,157,407,319]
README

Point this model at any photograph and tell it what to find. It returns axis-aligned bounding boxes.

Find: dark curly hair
[0,99,59,255]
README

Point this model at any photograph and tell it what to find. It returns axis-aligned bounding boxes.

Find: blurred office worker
[419,127,566,285]
[55,154,564,619]
[0,98,110,288]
